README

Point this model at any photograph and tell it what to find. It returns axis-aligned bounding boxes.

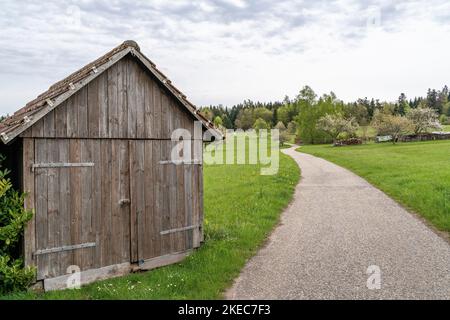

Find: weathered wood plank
[161,141,171,255]
[44,262,131,292]
[100,140,112,266]
[153,82,162,139]
[69,139,82,269]
[136,65,146,139]
[66,94,78,137]
[110,140,120,264]
[142,140,157,259]
[77,87,88,137]
[80,140,94,271]
[87,79,100,137]
[184,149,193,250]
[127,59,138,138]
[160,92,170,139]
[144,73,155,139]
[98,72,109,138]
[54,101,68,137]
[22,138,36,274]
[136,141,145,261]
[153,141,163,258]
[43,109,55,138]
[35,139,49,280]
[135,251,190,272]
[57,140,72,275]
[91,140,102,268]
[108,64,119,138]
[176,140,186,252]
[31,118,44,137]
[129,140,137,262]
[168,142,178,253]
[119,140,131,262]
[118,58,128,138]
[46,140,60,277]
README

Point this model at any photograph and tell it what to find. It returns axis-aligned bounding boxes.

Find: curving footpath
[227,146,450,300]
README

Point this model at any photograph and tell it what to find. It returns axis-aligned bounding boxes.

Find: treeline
[200,85,450,144]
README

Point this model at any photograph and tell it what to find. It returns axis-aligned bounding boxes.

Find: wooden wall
[23,138,202,280]
[21,56,197,140]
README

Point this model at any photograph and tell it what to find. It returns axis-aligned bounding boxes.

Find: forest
[200,85,450,144]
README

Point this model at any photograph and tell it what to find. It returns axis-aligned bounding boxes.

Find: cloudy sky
[0,0,449,115]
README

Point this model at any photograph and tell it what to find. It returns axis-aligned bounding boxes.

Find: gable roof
[0,40,219,144]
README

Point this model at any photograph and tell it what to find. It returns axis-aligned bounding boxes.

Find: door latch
[119,199,131,206]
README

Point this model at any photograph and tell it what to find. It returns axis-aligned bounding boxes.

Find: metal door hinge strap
[33,242,96,256]
[160,225,200,236]
[31,162,95,172]
[159,160,202,165]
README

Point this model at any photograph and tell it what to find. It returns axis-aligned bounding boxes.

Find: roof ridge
[0,41,220,143]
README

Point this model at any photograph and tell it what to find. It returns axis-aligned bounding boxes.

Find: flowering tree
[406,108,442,134]
[372,113,412,144]
[317,114,359,143]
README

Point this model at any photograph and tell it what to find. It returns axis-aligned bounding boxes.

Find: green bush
[0,155,35,294]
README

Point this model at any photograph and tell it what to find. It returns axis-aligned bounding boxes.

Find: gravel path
[226,146,450,300]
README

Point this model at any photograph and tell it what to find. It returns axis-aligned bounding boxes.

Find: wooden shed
[0,41,218,291]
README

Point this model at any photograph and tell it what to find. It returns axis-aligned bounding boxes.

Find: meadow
[300,141,450,233]
[2,138,300,300]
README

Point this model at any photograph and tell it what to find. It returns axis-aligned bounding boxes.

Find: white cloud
[0,0,449,116]
[219,0,247,9]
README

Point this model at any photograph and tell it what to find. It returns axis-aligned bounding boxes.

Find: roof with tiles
[0,40,218,144]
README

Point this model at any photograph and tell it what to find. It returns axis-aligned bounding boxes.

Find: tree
[279,130,290,146]
[372,113,412,144]
[222,114,232,129]
[287,121,297,134]
[426,89,440,114]
[235,109,254,130]
[295,85,317,104]
[274,121,286,131]
[397,93,410,115]
[317,114,359,143]
[295,88,343,144]
[406,107,441,134]
[200,108,214,121]
[253,118,269,132]
[213,116,223,128]
[253,108,273,126]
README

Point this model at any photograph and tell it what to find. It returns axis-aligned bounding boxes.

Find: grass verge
[299,141,450,233]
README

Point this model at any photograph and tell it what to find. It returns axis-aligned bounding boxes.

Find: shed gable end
[21,56,196,140]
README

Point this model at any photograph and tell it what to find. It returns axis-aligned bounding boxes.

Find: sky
[0,0,449,115]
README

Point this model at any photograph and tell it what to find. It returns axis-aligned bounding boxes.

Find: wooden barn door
[32,139,132,280]
[129,140,201,266]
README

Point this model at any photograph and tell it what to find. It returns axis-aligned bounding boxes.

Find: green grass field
[2,139,300,300]
[299,141,450,233]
